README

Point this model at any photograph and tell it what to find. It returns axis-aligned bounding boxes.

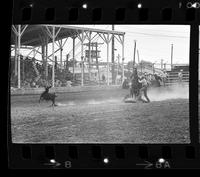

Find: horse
[130,75,142,100]
[130,68,143,99]
[124,68,142,102]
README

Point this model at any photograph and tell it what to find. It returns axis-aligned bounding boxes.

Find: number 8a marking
[65,161,72,168]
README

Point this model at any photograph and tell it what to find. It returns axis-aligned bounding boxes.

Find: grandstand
[11,25,125,89]
[10,25,189,90]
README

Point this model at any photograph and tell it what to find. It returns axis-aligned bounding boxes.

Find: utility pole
[161,59,163,69]
[111,25,115,84]
[116,54,120,77]
[171,44,173,71]
[133,40,137,69]
[152,63,155,74]
[137,50,141,72]
[115,54,120,84]
[137,50,140,63]
[164,63,166,70]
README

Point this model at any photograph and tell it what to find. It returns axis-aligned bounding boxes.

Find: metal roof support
[45,25,125,36]
[55,41,60,48]
[52,26,55,87]
[98,33,106,42]
[33,47,40,58]
[77,30,86,86]
[72,36,76,80]
[24,46,39,58]
[12,25,29,88]
[91,33,99,41]
[21,25,28,36]
[17,25,21,88]
[45,37,48,80]
[57,38,68,69]
[121,35,125,83]
[14,34,17,77]
[114,35,121,44]
[11,45,34,50]
[12,25,18,36]
[34,48,60,61]
[48,48,61,58]
[45,26,53,39]
[61,37,68,48]
[55,27,61,39]
[45,26,62,87]
[22,38,40,45]
[106,34,111,85]
[68,30,78,39]
[38,34,46,72]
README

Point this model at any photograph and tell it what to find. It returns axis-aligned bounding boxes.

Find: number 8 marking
[65,161,72,168]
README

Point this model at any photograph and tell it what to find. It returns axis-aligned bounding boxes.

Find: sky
[73,25,190,66]
[11,25,190,68]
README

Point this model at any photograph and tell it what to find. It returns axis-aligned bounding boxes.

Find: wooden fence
[166,71,189,84]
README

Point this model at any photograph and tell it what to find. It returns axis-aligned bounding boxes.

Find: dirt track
[11,86,190,143]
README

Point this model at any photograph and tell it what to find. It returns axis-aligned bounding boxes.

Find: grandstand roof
[11,25,125,47]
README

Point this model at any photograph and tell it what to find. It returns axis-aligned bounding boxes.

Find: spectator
[122,77,129,89]
[154,74,161,87]
[102,74,106,83]
[178,69,183,83]
[32,81,36,88]
[66,80,72,87]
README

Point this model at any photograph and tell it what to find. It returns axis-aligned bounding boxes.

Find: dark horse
[130,68,142,100]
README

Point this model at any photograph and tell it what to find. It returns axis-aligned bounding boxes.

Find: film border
[7,0,200,169]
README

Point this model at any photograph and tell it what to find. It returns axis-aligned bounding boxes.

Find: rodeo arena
[10,25,190,143]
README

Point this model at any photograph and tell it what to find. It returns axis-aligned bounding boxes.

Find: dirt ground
[10,85,190,143]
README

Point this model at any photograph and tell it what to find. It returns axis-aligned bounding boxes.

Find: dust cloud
[56,84,189,106]
[148,84,189,101]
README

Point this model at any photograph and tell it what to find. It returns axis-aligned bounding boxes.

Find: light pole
[152,61,157,74]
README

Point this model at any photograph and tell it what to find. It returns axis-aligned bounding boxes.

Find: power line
[125,30,189,38]
[124,26,189,34]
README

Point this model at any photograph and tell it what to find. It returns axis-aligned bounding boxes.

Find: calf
[39,86,57,106]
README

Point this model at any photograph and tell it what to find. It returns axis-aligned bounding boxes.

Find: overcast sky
[72,25,190,65]
[12,25,190,67]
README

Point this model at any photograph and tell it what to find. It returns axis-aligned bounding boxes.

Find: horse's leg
[131,90,133,98]
[130,88,132,98]
[136,89,143,102]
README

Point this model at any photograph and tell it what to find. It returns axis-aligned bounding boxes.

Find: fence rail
[166,71,189,84]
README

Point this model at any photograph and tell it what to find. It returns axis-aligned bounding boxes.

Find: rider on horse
[130,67,142,100]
